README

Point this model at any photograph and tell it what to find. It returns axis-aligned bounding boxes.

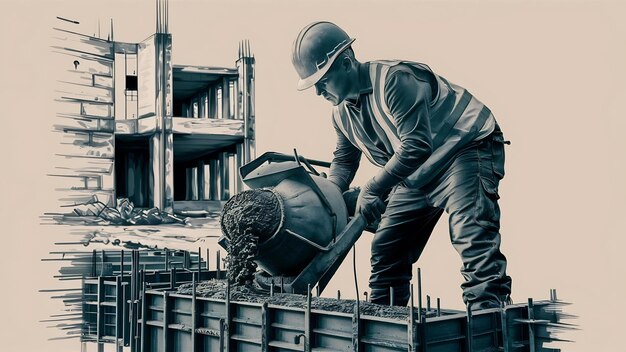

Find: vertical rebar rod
[92,249,97,277]
[191,273,197,351]
[436,298,441,317]
[466,304,473,352]
[120,250,124,277]
[197,247,202,279]
[501,300,510,352]
[390,287,394,306]
[409,285,416,352]
[528,298,536,352]
[304,284,311,352]
[216,251,221,280]
[225,281,231,351]
[417,268,423,321]
[101,250,106,276]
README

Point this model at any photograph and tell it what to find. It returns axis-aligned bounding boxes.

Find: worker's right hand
[355,185,387,224]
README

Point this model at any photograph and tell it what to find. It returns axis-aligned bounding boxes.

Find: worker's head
[292,21,360,105]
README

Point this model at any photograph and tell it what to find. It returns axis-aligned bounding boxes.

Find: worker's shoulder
[369,60,435,84]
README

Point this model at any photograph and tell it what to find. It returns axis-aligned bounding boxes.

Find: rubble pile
[73,196,187,226]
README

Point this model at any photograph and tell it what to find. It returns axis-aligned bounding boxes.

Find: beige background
[1,0,625,350]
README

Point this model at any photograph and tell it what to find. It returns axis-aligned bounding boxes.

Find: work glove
[355,183,386,224]
[355,170,401,224]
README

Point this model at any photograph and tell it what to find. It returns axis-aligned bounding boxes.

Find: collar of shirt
[345,62,372,107]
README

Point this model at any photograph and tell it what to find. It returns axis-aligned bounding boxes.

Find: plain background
[1,0,625,350]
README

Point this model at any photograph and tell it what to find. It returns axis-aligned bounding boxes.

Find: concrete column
[198,93,206,118]
[220,152,230,200]
[236,44,256,164]
[235,144,244,194]
[222,78,230,119]
[209,159,219,200]
[186,167,198,200]
[150,134,162,208]
[208,86,216,119]
[153,33,174,212]
[197,160,206,200]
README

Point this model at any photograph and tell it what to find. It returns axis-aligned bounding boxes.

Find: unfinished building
[51,8,255,217]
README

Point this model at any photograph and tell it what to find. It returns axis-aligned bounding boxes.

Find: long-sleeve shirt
[329,60,495,192]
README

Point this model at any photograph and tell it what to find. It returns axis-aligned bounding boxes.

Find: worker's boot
[370,284,410,306]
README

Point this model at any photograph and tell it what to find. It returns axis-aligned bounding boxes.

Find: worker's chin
[323,95,341,106]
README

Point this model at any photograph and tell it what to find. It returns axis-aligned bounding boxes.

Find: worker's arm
[357,67,434,222]
[382,67,434,181]
[328,118,362,193]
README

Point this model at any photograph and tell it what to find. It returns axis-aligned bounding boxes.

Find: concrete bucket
[220,152,365,294]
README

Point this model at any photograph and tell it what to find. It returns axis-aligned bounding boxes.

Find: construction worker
[291,21,512,309]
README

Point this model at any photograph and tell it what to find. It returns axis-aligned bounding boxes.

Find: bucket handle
[239,151,331,181]
[284,229,333,252]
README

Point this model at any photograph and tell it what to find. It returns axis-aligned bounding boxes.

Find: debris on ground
[221,189,282,284]
[72,196,188,226]
[176,279,433,320]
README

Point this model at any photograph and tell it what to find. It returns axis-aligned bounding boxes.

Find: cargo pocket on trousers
[491,134,507,180]
[477,177,501,231]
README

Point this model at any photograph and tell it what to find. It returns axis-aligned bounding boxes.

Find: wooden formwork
[58,249,572,351]
[82,269,224,350]
[138,288,570,352]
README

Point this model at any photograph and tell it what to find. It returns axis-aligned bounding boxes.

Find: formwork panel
[269,307,305,348]
[199,299,225,331]
[269,344,304,352]
[311,312,352,351]
[170,296,192,326]
[232,323,261,342]
[230,340,261,352]
[233,303,262,324]
[313,334,352,351]
[362,343,406,352]
[232,340,262,352]
[144,325,164,352]
[502,306,528,345]
[361,318,408,351]
[170,330,192,352]
[471,311,501,350]
[102,306,117,337]
[199,335,221,351]
[426,340,464,352]
[146,293,165,322]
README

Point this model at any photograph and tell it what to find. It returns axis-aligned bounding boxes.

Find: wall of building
[51,28,116,210]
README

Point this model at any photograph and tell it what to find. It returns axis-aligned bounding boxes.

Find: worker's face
[314,56,352,106]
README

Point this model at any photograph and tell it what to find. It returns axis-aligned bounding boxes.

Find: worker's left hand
[355,181,387,224]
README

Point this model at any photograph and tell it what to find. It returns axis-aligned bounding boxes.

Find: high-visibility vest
[332,60,496,188]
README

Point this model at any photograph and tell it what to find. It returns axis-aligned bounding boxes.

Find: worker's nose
[315,84,324,96]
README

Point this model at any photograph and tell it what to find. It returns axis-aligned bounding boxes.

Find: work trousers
[369,128,513,308]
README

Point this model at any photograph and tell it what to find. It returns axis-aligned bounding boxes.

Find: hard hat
[292,21,356,91]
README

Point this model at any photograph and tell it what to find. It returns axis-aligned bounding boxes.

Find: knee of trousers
[370,243,413,287]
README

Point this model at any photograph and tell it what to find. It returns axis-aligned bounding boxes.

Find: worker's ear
[340,55,353,72]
